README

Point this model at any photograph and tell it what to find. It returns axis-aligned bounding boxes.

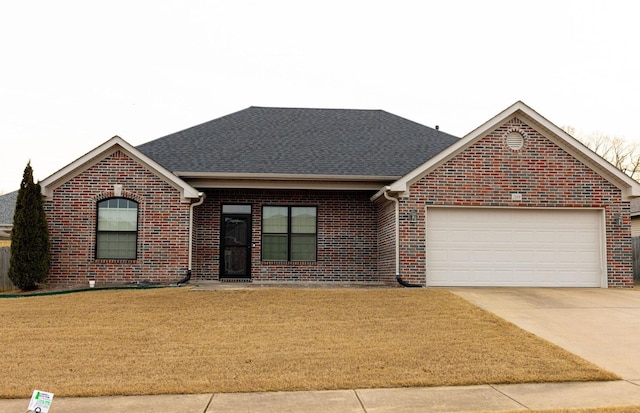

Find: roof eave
[41,136,201,202]
[176,172,399,191]
[387,101,640,201]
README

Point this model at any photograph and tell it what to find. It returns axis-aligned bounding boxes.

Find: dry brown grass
[0,288,617,398]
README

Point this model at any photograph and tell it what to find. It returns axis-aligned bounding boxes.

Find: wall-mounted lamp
[614,213,622,226]
[409,210,418,222]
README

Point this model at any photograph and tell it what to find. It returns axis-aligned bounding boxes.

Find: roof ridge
[248,106,385,112]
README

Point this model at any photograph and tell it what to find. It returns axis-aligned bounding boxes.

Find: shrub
[8,162,50,290]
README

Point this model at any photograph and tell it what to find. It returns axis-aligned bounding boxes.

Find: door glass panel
[222,205,251,214]
[224,246,247,276]
[224,217,247,246]
[222,215,251,278]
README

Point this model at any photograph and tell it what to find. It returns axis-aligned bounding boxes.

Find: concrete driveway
[449,288,640,381]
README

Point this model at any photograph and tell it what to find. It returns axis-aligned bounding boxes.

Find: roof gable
[40,136,201,202]
[136,107,459,179]
[384,101,640,200]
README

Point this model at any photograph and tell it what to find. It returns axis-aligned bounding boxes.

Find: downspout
[382,186,422,288]
[178,192,205,286]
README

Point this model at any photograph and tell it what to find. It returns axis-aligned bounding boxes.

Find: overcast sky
[1,0,638,193]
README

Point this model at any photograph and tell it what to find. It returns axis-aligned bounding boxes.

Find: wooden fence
[0,247,15,291]
[634,237,640,284]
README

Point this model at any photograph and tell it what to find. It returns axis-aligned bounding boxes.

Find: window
[96,198,138,259]
[262,206,317,261]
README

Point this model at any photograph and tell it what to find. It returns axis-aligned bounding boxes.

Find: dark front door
[220,210,252,279]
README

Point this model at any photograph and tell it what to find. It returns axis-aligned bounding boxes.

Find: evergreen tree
[8,162,50,290]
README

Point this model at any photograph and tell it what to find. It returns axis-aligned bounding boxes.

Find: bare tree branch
[570,128,640,182]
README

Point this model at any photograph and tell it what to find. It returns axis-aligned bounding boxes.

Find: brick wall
[192,189,379,282]
[394,117,633,287]
[45,150,191,285]
[376,199,397,285]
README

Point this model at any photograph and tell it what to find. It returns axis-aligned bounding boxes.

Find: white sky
[1,0,638,193]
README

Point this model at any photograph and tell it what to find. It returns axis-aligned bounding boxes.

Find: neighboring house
[39,101,640,288]
[0,191,17,240]
[631,198,640,238]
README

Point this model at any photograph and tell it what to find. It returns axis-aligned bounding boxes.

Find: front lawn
[0,288,617,398]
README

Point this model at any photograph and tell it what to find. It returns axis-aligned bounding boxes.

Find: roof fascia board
[175,172,399,181]
[178,172,398,191]
[41,136,201,202]
[516,106,640,199]
[185,177,392,191]
[388,101,532,194]
[388,101,640,200]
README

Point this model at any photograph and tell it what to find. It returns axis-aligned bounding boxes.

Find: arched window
[96,198,138,259]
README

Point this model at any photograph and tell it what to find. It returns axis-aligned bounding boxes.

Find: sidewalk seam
[202,393,215,413]
[353,390,368,413]
[489,384,530,410]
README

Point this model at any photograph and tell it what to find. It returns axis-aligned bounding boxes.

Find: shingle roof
[0,191,17,226]
[137,107,459,177]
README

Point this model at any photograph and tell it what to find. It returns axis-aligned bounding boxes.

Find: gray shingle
[0,191,17,226]
[137,107,459,177]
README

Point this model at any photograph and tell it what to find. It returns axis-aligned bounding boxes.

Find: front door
[220,205,252,280]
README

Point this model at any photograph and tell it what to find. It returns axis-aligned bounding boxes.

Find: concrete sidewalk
[4,381,640,413]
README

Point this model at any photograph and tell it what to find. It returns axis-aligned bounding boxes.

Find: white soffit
[176,172,397,191]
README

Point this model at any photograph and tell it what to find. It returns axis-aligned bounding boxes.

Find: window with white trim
[96,198,138,259]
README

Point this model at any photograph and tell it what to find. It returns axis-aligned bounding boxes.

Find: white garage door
[426,208,604,287]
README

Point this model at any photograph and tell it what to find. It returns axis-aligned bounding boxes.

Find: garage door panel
[513,230,534,242]
[485,230,513,242]
[492,249,516,262]
[427,208,604,287]
[535,230,557,243]
[577,251,600,263]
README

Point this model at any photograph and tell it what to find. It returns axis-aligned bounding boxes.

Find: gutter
[381,186,422,288]
[178,192,206,285]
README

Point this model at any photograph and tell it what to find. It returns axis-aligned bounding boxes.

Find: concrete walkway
[449,287,640,381]
[4,381,640,412]
[6,287,640,412]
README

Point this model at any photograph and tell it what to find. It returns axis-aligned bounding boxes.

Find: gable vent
[506,131,524,150]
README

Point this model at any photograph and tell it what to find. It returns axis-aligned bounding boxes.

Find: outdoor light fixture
[409,210,418,222]
[614,213,622,226]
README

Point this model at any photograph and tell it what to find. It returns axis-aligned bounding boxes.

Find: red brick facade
[42,115,635,288]
[45,150,191,285]
[44,152,381,286]
[390,117,633,287]
[192,189,378,282]
[376,200,397,284]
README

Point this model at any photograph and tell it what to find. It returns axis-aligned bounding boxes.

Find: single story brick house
[40,101,640,288]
